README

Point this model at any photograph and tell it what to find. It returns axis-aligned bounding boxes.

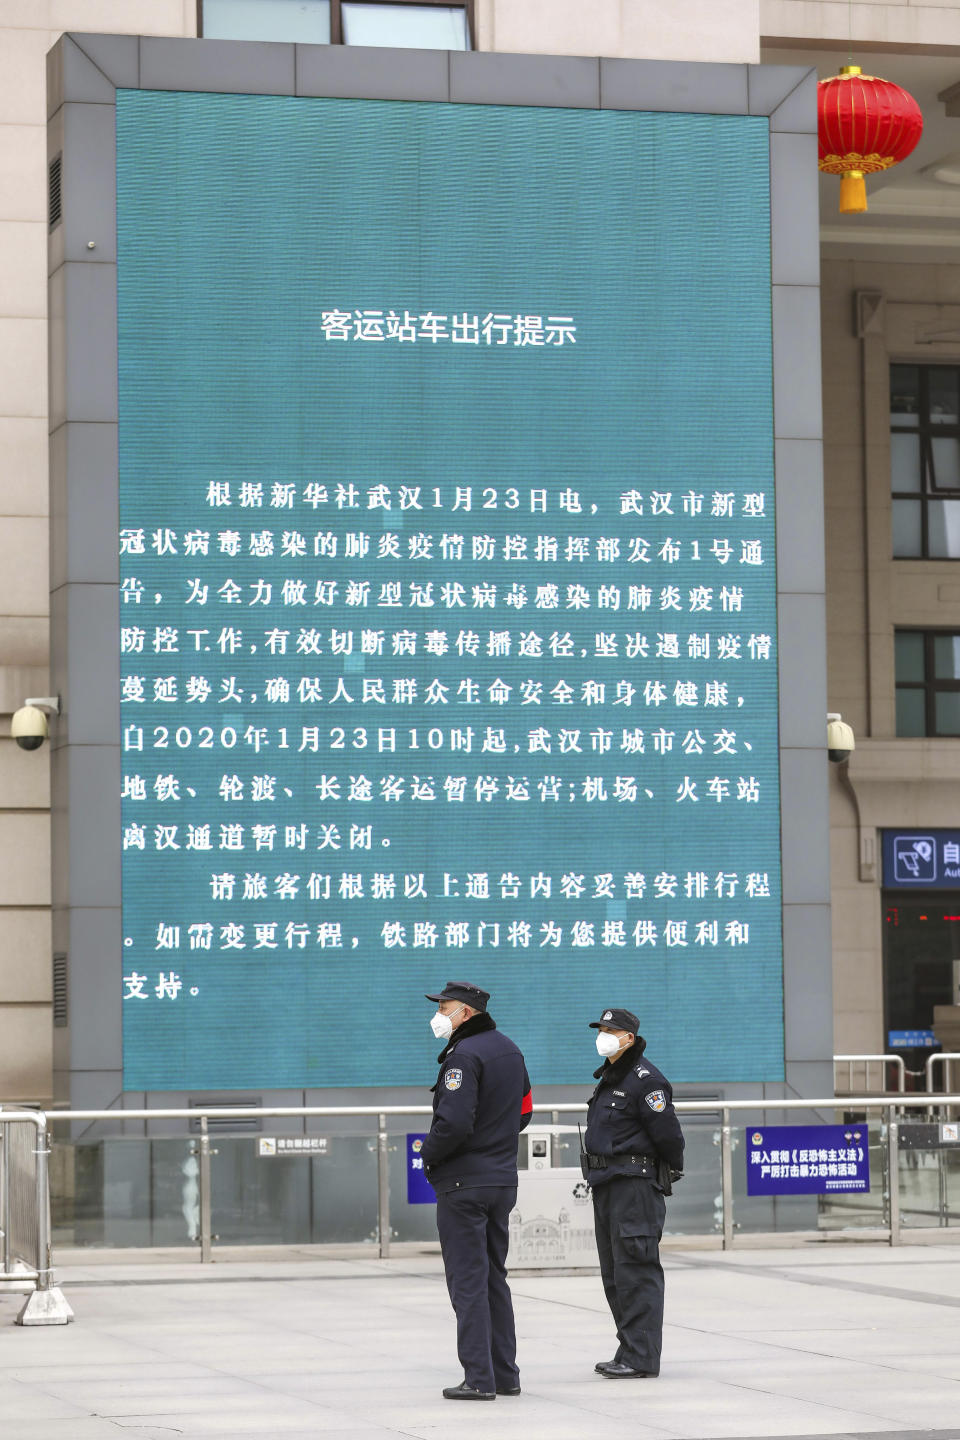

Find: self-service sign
[746,1124,869,1195]
[882,830,960,888]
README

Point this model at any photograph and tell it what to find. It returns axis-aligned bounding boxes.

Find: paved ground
[3,1242,960,1439]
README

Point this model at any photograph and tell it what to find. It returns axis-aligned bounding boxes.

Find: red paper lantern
[818,65,923,214]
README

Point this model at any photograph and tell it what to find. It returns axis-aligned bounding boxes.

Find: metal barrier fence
[2,1091,959,1328]
[2,1114,38,1274]
[834,1054,906,1094]
[0,1110,72,1325]
[42,1094,960,1261]
[926,1053,960,1093]
[834,1053,960,1096]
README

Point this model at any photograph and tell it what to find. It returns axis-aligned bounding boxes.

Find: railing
[41,1094,960,1261]
[834,1052,960,1097]
[834,1054,906,1094]
[0,1110,72,1325]
[3,1091,959,1327]
[1,1114,36,1276]
[926,1053,960,1094]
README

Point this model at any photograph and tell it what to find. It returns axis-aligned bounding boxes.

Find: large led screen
[116,89,782,1089]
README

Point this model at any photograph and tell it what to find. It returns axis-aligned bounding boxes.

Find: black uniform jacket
[421,1013,533,1195]
[584,1040,684,1187]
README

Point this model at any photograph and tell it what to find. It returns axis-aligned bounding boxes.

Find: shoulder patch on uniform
[645,1089,666,1112]
[635,1067,650,1079]
[444,1068,463,1091]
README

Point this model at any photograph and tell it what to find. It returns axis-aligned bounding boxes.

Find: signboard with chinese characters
[258,1136,329,1157]
[116,90,782,1090]
[888,1029,938,1049]
[746,1125,870,1196]
[882,830,960,889]
[407,1134,435,1205]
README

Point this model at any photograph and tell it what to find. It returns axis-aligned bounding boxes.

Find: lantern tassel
[839,170,867,214]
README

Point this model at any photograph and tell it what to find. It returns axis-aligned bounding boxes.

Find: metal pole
[926,1052,937,1094]
[34,1121,53,1291]
[550,1109,560,1167]
[198,1115,213,1265]
[720,1107,734,1250]
[16,1115,73,1325]
[1,1119,10,1277]
[927,1053,937,1120]
[887,1110,901,1247]
[377,1113,390,1259]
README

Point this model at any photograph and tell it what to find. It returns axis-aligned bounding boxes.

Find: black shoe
[496,1384,521,1395]
[595,1358,618,1373]
[596,1361,656,1379]
[442,1382,496,1400]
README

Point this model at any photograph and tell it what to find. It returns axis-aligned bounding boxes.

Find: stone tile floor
[2,1243,960,1438]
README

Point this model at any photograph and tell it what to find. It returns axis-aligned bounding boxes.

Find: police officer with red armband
[420,981,533,1401]
[582,1007,684,1379]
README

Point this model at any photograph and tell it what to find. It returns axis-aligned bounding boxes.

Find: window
[200,0,473,47]
[884,898,958,1042]
[895,630,960,736]
[891,364,960,558]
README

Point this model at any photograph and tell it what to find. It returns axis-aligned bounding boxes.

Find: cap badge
[603,1010,613,1021]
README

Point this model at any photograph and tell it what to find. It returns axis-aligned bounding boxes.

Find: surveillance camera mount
[24,697,60,716]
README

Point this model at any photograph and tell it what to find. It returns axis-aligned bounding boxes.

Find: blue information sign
[888,1029,938,1049]
[115,90,783,1090]
[746,1125,870,1195]
[407,1133,436,1205]
[882,830,960,888]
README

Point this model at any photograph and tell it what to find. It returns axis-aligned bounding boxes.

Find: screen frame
[47,33,829,1119]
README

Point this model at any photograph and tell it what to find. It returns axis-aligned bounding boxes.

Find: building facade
[3,0,960,1099]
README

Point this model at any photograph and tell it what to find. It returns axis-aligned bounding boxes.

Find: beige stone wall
[0,1,196,1101]
[479,0,761,62]
[823,256,960,1055]
[763,0,960,48]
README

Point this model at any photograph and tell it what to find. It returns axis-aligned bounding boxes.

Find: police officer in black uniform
[421,981,533,1401]
[583,1006,684,1379]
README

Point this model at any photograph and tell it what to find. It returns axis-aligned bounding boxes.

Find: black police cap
[589,1006,640,1033]
[425,980,490,1012]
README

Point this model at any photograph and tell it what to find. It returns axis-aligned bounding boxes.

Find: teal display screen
[116,89,782,1089]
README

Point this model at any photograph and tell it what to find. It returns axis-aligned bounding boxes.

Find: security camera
[11,696,59,752]
[12,706,48,750]
[826,711,855,764]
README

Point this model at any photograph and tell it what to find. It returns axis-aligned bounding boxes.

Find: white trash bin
[508,1126,598,1271]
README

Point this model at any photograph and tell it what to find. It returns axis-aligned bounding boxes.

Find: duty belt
[582,1152,656,1176]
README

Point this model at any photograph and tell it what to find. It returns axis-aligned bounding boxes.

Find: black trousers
[592,1175,666,1375]
[435,1185,519,1392]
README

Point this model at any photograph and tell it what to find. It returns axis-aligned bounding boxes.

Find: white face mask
[596,1032,623,1058]
[430,1004,464,1041]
